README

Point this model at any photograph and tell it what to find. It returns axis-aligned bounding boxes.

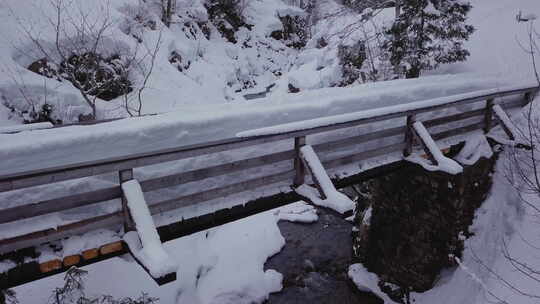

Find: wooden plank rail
[0,85,538,288]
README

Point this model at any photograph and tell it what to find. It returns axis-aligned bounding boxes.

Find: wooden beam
[492,105,517,140]
[63,255,81,267]
[294,136,306,187]
[100,241,124,255]
[140,149,295,192]
[299,145,340,200]
[404,115,415,157]
[0,187,121,225]
[313,126,406,153]
[423,108,484,129]
[119,169,135,232]
[39,260,62,273]
[0,212,123,254]
[149,170,295,215]
[411,121,438,165]
[432,122,485,141]
[2,241,128,289]
[82,249,99,261]
[484,98,495,132]
[122,180,177,285]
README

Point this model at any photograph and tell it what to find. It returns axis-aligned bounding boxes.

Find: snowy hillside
[0,0,537,128]
[0,0,302,125]
[441,0,540,82]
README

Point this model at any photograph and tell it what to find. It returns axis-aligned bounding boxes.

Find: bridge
[0,84,537,288]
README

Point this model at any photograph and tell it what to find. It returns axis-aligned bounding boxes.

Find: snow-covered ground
[11,203,317,304]
[438,0,540,83]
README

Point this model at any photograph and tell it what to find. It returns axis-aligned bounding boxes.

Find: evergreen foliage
[205,0,249,43]
[384,0,474,78]
[338,42,368,86]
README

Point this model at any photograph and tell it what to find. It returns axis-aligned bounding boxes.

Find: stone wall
[352,148,496,303]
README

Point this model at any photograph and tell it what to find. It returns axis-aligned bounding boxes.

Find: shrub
[28,52,133,102]
[338,41,367,86]
[205,0,250,43]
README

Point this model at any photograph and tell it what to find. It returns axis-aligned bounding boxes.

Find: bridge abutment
[352,144,496,303]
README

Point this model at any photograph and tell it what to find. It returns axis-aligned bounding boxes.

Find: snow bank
[122,180,177,278]
[296,185,353,214]
[486,104,529,146]
[348,264,396,303]
[454,132,493,165]
[407,121,463,174]
[296,145,354,214]
[275,201,318,223]
[14,209,285,304]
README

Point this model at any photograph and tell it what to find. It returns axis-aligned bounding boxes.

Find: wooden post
[393,0,402,76]
[493,105,516,141]
[413,131,438,166]
[119,169,135,232]
[294,136,306,187]
[484,98,494,133]
[298,145,328,200]
[403,114,415,157]
[525,91,533,104]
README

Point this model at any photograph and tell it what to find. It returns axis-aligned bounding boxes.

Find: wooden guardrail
[0,85,538,287]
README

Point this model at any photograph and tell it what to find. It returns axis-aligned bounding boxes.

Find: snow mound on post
[455,132,493,165]
[488,105,527,146]
[348,264,397,303]
[275,201,318,223]
[408,121,463,175]
[121,180,177,278]
[296,145,354,214]
[295,185,354,214]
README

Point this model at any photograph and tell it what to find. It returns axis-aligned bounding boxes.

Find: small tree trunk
[406,66,421,78]
[162,0,174,27]
[393,0,402,76]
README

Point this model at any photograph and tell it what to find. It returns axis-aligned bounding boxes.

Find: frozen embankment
[0,74,527,176]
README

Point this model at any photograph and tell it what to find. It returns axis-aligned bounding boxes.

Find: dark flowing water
[264,208,382,304]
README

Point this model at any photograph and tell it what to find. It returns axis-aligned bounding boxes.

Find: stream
[265,208,382,304]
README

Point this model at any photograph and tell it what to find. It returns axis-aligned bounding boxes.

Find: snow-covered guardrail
[0,122,54,134]
[0,84,538,288]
